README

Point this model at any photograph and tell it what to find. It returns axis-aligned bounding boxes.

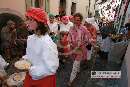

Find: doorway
[0,13,23,30]
[0,13,23,54]
[59,0,66,16]
[71,2,76,15]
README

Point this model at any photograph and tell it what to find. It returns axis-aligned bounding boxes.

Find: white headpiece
[85,17,99,31]
[85,17,95,24]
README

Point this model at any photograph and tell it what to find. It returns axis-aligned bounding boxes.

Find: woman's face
[49,17,55,23]
[26,17,38,30]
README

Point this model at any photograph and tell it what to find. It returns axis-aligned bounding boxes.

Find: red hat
[61,16,69,21]
[25,8,47,25]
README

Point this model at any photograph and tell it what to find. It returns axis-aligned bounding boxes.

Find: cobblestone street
[4,56,121,87]
[56,57,121,87]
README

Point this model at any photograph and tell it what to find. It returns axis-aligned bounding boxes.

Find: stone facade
[0,0,96,18]
[0,0,26,19]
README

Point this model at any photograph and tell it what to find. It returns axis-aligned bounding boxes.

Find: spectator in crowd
[125,18,130,39]
[125,18,130,30]
[99,31,111,66]
[48,14,59,43]
[100,21,114,39]
[55,15,61,24]
[1,20,17,61]
[16,22,29,57]
[58,16,73,59]
[59,16,73,32]
[67,13,91,86]
[84,17,97,43]
[119,26,128,35]
[23,8,59,87]
[48,14,58,35]
[84,17,97,60]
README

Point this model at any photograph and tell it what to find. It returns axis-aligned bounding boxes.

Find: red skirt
[24,74,56,87]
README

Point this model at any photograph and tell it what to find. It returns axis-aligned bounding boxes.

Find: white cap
[85,17,99,31]
[85,17,95,24]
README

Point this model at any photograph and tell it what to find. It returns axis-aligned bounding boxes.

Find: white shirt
[48,22,58,34]
[60,22,73,32]
[23,34,59,80]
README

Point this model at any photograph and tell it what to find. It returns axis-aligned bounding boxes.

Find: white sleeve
[22,55,28,59]
[41,42,59,74]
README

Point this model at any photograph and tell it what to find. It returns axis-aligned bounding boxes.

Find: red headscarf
[25,8,48,25]
[61,16,69,21]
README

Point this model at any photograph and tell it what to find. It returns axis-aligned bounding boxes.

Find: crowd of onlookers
[0,11,130,86]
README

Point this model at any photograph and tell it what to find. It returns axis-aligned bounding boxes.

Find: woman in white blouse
[23,8,59,87]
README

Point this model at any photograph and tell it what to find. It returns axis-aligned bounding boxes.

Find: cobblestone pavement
[56,57,121,87]
[5,56,121,87]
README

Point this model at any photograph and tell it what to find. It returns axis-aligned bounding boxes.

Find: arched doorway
[0,13,23,29]
[71,2,76,15]
[35,0,40,7]
[59,0,66,16]
[0,13,23,54]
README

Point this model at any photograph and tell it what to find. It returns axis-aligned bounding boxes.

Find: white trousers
[87,47,94,60]
[69,60,81,83]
